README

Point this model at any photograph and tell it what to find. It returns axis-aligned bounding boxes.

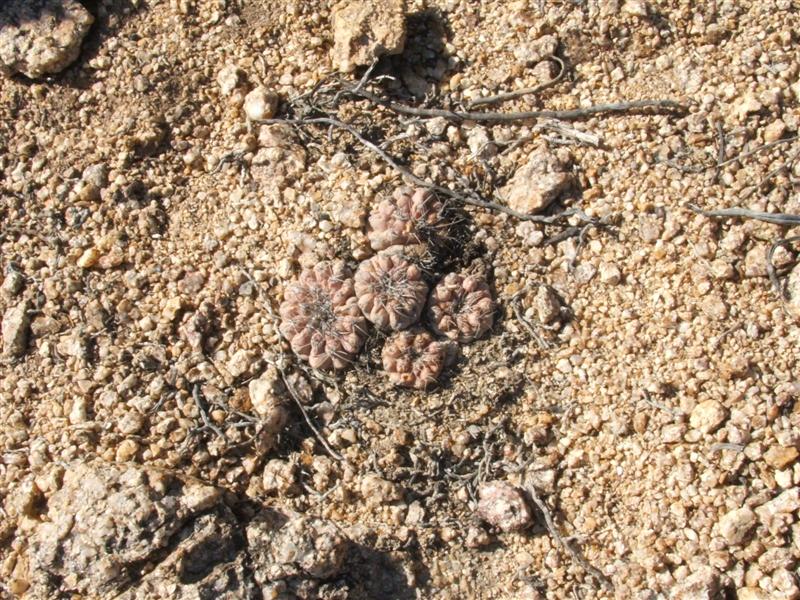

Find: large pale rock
[331,0,406,73]
[244,86,279,121]
[27,461,351,599]
[756,488,800,535]
[500,146,573,214]
[118,511,256,600]
[28,461,228,597]
[248,366,289,444]
[252,124,307,182]
[0,0,94,78]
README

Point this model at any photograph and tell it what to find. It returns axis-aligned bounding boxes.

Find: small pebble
[718,507,756,546]
[244,86,279,121]
[217,63,243,95]
[763,446,799,470]
[689,400,728,434]
[599,263,621,285]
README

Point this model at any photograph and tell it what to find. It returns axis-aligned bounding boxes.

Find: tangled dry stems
[354,253,429,331]
[381,328,447,390]
[428,272,496,343]
[278,261,367,370]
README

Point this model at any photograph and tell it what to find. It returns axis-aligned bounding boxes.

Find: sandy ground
[1,1,800,598]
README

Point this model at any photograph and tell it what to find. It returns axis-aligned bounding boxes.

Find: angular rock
[476,481,533,532]
[735,93,763,121]
[178,302,215,352]
[466,126,496,159]
[0,0,94,79]
[756,488,800,536]
[217,63,244,95]
[717,506,756,546]
[252,124,307,182]
[736,588,771,600]
[2,300,31,357]
[599,262,622,285]
[622,0,649,17]
[247,366,289,438]
[246,510,348,596]
[262,459,299,496]
[534,285,561,325]
[118,510,256,600]
[763,445,799,470]
[248,366,283,415]
[763,119,786,143]
[689,400,728,434]
[26,461,351,599]
[227,349,259,379]
[670,566,719,600]
[1,270,25,297]
[500,146,573,214]
[331,0,406,73]
[512,34,559,66]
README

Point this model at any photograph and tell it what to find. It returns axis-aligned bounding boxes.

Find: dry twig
[509,292,551,350]
[767,235,800,299]
[349,87,685,123]
[467,55,567,108]
[278,367,344,462]
[524,475,613,591]
[258,115,597,227]
[192,383,227,441]
[688,204,800,227]
[717,135,799,168]
[662,134,799,175]
[641,390,683,418]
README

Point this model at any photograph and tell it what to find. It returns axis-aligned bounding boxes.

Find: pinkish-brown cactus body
[367,186,448,251]
[428,272,495,343]
[382,328,446,389]
[354,253,428,331]
[279,261,367,370]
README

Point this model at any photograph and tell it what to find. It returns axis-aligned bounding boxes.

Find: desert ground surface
[1,1,800,599]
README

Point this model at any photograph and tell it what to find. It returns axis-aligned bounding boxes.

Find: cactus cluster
[279,187,495,389]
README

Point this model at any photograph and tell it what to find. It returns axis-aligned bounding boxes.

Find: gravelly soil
[1,1,800,599]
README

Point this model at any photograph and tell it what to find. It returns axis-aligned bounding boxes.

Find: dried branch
[641,390,683,418]
[660,134,799,175]
[688,204,800,227]
[192,383,227,441]
[467,55,566,108]
[278,367,344,462]
[349,87,686,123]
[509,293,551,350]
[523,475,613,591]
[713,121,726,183]
[767,235,800,299]
[538,120,602,148]
[741,147,800,200]
[258,115,596,227]
[717,135,799,168]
